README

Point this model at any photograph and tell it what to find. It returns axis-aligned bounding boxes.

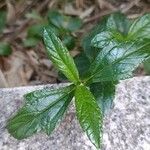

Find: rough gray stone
[0,77,150,150]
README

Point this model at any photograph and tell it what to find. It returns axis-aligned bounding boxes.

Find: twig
[84,9,115,23]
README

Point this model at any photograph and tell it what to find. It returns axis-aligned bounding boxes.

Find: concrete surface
[0,77,150,150]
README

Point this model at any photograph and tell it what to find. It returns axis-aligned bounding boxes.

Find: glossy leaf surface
[43,28,80,83]
[82,12,129,61]
[90,81,117,115]
[128,14,150,39]
[87,14,150,83]
[7,85,74,139]
[75,84,103,149]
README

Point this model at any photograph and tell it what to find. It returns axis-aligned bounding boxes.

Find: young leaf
[75,84,103,149]
[0,42,12,56]
[7,85,74,139]
[90,81,117,115]
[62,35,75,50]
[128,14,150,39]
[82,16,108,62]
[106,12,130,35]
[87,30,150,83]
[43,28,80,83]
[28,24,46,39]
[47,10,82,32]
[82,12,129,62]
[23,37,40,48]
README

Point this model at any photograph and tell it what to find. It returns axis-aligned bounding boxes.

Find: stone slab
[0,77,150,150]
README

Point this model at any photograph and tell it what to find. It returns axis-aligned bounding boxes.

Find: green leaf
[128,14,150,39]
[87,29,150,83]
[58,52,90,81]
[90,81,117,115]
[47,10,82,32]
[0,11,6,33]
[74,52,90,78]
[106,12,130,35]
[43,27,80,83]
[82,12,129,62]
[62,35,75,50]
[23,37,40,48]
[7,85,74,139]
[65,17,82,32]
[28,24,46,39]
[47,11,64,30]
[75,84,103,149]
[82,16,108,62]
[0,42,12,56]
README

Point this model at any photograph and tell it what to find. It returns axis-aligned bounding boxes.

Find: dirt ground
[0,0,150,88]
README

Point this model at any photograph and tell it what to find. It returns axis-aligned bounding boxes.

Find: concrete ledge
[0,77,150,150]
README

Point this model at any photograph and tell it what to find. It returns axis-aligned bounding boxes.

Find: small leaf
[28,24,46,39]
[47,10,82,32]
[7,85,74,139]
[65,17,82,32]
[75,84,103,149]
[107,12,130,35]
[47,11,64,30]
[43,27,80,83]
[82,12,129,62]
[90,81,117,115]
[0,42,12,56]
[128,14,150,39]
[62,35,75,50]
[23,37,40,48]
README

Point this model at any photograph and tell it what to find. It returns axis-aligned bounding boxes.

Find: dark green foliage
[23,37,40,48]
[43,28,80,83]
[24,10,82,49]
[7,12,150,149]
[0,11,6,33]
[0,42,12,56]
[47,10,83,50]
[47,10,82,32]
[90,81,117,115]
[7,85,74,139]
